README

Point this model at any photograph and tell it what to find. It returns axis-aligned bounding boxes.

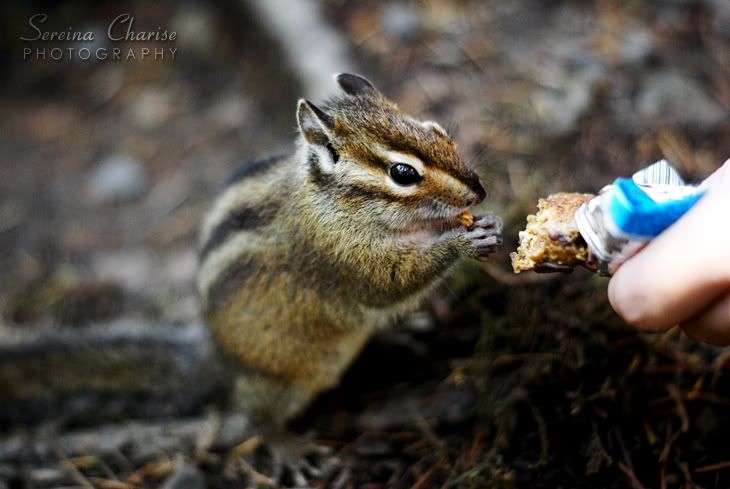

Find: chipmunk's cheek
[425,188,456,209]
[448,193,475,210]
[439,182,479,208]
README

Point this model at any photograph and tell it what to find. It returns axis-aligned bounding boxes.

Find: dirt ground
[1,0,730,487]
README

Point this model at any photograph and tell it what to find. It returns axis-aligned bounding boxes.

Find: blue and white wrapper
[575,160,705,276]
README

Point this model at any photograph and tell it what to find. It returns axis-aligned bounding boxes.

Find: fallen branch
[0,412,252,464]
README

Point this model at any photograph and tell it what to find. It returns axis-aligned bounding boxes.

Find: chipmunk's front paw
[461,213,502,260]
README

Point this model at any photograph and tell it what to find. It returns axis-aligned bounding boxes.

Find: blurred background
[1,0,728,322]
[1,1,729,488]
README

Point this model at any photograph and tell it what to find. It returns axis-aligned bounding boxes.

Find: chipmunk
[0,74,501,440]
[197,73,502,429]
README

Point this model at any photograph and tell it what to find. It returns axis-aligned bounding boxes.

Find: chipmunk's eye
[388,163,422,186]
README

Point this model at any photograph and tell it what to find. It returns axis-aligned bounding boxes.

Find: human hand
[608,159,730,345]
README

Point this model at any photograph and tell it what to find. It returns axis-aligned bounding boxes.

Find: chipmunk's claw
[463,213,503,260]
[271,439,339,487]
[237,432,340,488]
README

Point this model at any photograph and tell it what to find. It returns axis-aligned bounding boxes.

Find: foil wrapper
[575,160,704,276]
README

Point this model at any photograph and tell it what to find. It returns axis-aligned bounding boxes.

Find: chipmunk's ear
[296,99,334,146]
[297,99,339,171]
[335,73,378,97]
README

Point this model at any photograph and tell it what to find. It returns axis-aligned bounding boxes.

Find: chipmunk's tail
[0,320,226,426]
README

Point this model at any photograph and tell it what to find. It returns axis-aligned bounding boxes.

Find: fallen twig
[694,460,730,473]
[618,462,647,489]
[410,458,443,489]
[667,384,690,433]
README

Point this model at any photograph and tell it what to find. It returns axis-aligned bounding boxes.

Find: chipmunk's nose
[466,181,487,206]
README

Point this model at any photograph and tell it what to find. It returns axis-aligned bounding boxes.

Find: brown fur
[197,73,497,426]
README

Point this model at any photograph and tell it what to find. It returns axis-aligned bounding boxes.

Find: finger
[701,158,730,189]
[608,172,730,332]
[681,293,730,346]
